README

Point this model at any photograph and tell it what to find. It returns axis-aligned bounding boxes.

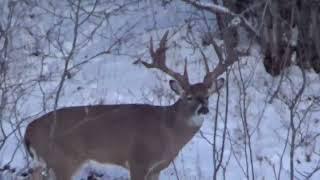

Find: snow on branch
[181,0,234,15]
[181,0,260,39]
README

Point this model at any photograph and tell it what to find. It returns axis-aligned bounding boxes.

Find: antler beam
[139,31,190,90]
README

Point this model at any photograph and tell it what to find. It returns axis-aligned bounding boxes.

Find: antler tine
[159,30,169,50]
[203,58,236,86]
[199,49,210,74]
[139,31,190,89]
[149,36,154,58]
[183,58,189,83]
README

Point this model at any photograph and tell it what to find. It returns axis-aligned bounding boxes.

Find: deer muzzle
[196,97,209,115]
[197,106,209,115]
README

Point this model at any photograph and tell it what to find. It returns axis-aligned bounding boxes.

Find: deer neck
[168,99,204,145]
[173,99,205,127]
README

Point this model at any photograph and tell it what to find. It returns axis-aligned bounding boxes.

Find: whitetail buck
[24,31,231,180]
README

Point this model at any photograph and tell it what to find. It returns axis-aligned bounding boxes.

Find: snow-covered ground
[0,1,319,180]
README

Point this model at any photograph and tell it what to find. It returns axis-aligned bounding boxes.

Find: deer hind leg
[25,166,54,180]
[42,152,80,180]
[48,159,80,180]
[27,155,55,179]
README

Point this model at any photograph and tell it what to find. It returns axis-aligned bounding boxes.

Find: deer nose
[198,106,209,115]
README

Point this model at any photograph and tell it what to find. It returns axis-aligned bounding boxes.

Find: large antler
[203,57,237,87]
[139,31,190,90]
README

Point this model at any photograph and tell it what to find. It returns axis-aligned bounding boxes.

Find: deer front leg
[146,172,160,180]
[129,163,148,180]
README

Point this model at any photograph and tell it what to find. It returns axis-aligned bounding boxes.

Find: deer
[24,31,232,180]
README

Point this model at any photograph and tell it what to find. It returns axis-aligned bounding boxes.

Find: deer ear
[169,80,184,95]
[208,78,225,94]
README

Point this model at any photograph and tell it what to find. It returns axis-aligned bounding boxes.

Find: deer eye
[187,95,193,101]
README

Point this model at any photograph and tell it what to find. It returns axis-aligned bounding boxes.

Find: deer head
[139,31,226,120]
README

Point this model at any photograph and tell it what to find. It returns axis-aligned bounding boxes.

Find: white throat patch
[187,106,205,127]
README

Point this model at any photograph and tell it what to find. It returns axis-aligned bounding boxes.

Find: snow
[1,1,320,180]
